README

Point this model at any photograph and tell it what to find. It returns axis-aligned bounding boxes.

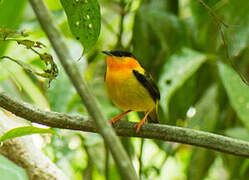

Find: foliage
[60,0,101,53]
[0,27,58,85]
[0,126,54,143]
[0,0,249,179]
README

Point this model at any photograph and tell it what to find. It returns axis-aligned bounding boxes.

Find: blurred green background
[0,0,249,179]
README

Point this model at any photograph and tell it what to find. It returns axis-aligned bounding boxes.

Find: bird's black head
[102,50,136,59]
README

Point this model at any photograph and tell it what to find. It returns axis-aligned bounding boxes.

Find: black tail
[147,102,159,123]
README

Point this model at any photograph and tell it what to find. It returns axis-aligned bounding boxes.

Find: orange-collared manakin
[102,50,160,133]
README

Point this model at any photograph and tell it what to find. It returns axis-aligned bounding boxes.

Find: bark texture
[1,93,249,158]
[0,110,69,180]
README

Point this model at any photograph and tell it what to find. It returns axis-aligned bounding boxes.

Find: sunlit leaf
[158,48,206,118]
[187,85,218,131]
[0,126,55,142]
[167,65,214,124]
[186,85,218,180]
[60,0,101,53]
[218,62,249,130]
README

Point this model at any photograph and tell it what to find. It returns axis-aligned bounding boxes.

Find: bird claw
[135,122,144,133]
[110,117,120,124]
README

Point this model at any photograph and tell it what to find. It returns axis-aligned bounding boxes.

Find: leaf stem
[197,0,229,28]
[138,139,144,178]
[105,143,110,180]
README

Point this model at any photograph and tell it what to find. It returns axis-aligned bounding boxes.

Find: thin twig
[197,0,229,28]
[138,139,144,178]
[116,0,125,49]
[0,93,249,158]
[219,28,249,85]
[105,143,110,180]
[198,0,249,85]
[102,18,119,37]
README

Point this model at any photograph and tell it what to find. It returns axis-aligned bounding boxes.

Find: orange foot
[135,111,150,133]
[110,110,132,124]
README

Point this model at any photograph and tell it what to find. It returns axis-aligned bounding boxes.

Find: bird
[102,50,160,133]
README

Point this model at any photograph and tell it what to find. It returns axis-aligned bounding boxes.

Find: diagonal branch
[28,0,138,179]
[0,93,249,158]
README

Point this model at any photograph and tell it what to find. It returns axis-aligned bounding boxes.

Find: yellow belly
[105,69,155,111]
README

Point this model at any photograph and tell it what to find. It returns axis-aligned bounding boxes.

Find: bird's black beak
[102,50,113,56]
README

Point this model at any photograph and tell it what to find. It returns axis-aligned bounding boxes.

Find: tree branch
[0,110,69,180]
[0,93,249,158]
[28,0,138,179]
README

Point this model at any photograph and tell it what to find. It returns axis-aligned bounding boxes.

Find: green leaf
[0,126,55,142]
[167,64,215,124]
[132,8,161,71]
[190,0,249,55]
[158,48,206,118]
[218,62,249,130]
[225,127,249,141]
[222,154,249,180]
[190,0,222,53]
[186,86,218,180]
[187,85,218,131]
[187,148,215,180]
[60,0,101,53]
[219,0,249,55]
[132,3,186,73]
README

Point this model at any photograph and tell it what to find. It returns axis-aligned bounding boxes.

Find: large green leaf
[60,0,101,53]
[132,2,186,75]
[218,62,249,130]
[187,85,218,131]
[0,126,55,142]
[158,48,206,118]
[190,0,249,55]
[187,148,215,180]
[189,0,220,53]
[142,8,186,53]
[186,86,218,180]
[132,7,161,72]
[222,154,249,180]
[219,0,249,55]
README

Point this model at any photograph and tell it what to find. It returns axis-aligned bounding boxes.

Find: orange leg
[135,111,151,133]
[110,110,132,124]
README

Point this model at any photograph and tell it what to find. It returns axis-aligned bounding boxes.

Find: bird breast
[105,69,155,111]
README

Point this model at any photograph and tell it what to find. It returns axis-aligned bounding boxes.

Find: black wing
[133,70,160,102]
